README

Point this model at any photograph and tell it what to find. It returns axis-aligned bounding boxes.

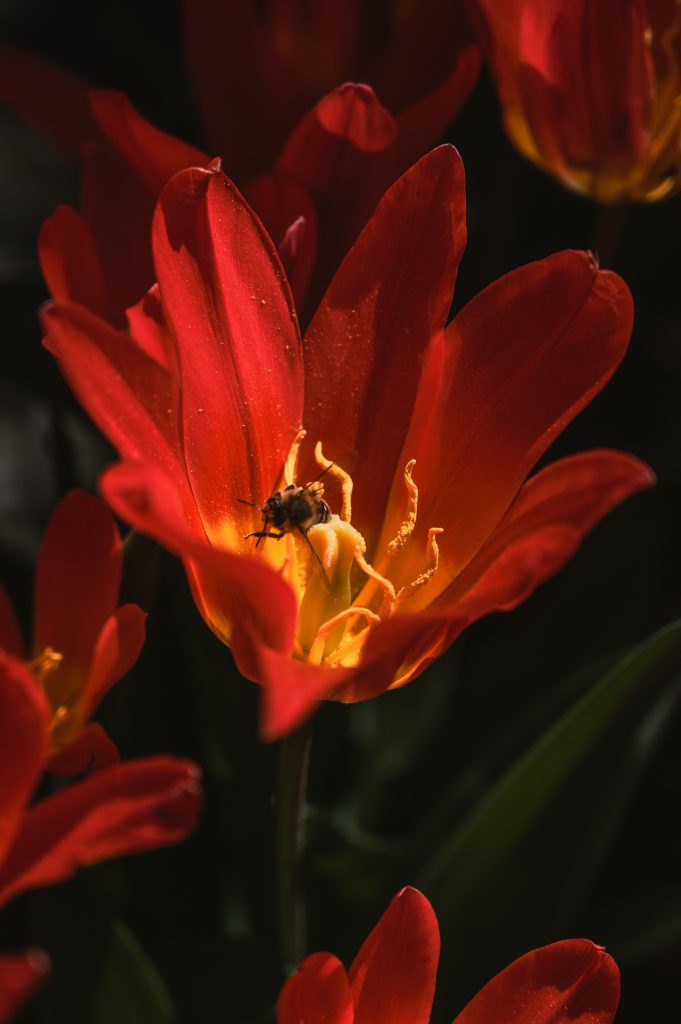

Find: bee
[241,481,331,546]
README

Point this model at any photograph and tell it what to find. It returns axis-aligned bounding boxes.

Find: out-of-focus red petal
[275,83,400,304]
[38,206,106,314]
[278,952,354,1024]
[32,491,121,674]
[0,950,50,1024]
[0,758,202,907]
[182,0,302,181]
[453,939,620,1024]
[80,605,147,717]
[88,90,207,194]
[101,461,299,657]
[303,145,466,549]
[152,165,304,530]
[349,887,439,1024]
[0,654,48,866]
[385,251,633,591]
[46,723,119,778]
[0,42,96,158]
[439,449,655,614]
[42,304,194,519]
[0,587,24,659]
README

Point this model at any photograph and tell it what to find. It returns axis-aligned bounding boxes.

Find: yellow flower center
[270,431,444,670]
[29,646,81,748]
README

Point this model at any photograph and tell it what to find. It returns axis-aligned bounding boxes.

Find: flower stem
[276,716,313,973]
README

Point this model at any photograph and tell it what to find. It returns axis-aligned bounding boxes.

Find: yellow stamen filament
[314,442,353,521]
[284,428,307,486]
[315,605,382,640]
[394,528,444,610]
[354,545,395,618]
[387,460,418,555]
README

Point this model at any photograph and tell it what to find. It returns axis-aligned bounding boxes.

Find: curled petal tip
[207,155,222,173]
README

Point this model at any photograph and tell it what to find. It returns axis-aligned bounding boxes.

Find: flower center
[281,431,443,668]
[29,646,80,745]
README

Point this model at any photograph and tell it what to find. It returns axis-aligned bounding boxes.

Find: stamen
[314,442,353,521]
[354,545,395,618]
[284,428,307,486]
[395,528,444,609]
[315,605,381,640]
[30,647,63,681]
[387,460,418,555]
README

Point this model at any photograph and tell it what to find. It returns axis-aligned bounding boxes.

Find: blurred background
[0,1,680,1021]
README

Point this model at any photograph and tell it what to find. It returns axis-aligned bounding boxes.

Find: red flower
[0,11,476,319]
[182,0,480,180]
[467,0,681,202]
[278,887,620,1024]
[0,650,201,908]
[0,951,49,1024]
[43,148,654,740]
[0,491,146,776]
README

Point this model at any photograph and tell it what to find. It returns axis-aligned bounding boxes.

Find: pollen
[29,647,63,682]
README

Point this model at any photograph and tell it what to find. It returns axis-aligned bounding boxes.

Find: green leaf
[418,620,681,1015]
[91,920,175,1024]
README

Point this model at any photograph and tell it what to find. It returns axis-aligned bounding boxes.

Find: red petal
[453,939,619,1024]
[88,90,207,194]
[278,953,353,1024]
[80,605,147,716]
[275,83,400,306]
[0,587,24,658]
[38,206,106,314]
[33,491,121,675]
[101,461,299,657]
[0,950,50,1024]
[0,42,96,158]
[440,449,655,615]
[46,722,119,778]
[0,654,48,867]
[152,165,304,530]
[349,887,439,1024]
[245,174,319,306]
[42,304,194,517]
[386,251,633,589]
[0,758,202,907]
[303,145,466,547]
[125,284,178,373]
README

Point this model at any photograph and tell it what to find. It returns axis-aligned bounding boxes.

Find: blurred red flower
[42,147,654,740]
[0,3,477,320]
[0,491,146,776]
[278,887,620,1024]
[468,0,681,202]
[0,951,49,1024]
[0,650,201,908]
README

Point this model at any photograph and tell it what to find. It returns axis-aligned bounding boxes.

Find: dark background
[0,2,680,1021]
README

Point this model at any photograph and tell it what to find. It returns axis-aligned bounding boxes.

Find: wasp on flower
[42,145,654,739]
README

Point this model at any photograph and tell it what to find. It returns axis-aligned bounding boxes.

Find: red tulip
[0,650,201,907]
[182,0,480,180]
[43,148,654,740]
[468,0,681,202]
[0,951,49,1024]
[0,491,146,775]
[278,887,620,1024]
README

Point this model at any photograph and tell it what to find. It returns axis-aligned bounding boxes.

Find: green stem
[276,716,314,973]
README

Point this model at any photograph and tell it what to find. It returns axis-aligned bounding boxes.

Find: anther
[395,528,444,609]
[314,442,353,521]
[284,428,307,486]
[387,460,419,555]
